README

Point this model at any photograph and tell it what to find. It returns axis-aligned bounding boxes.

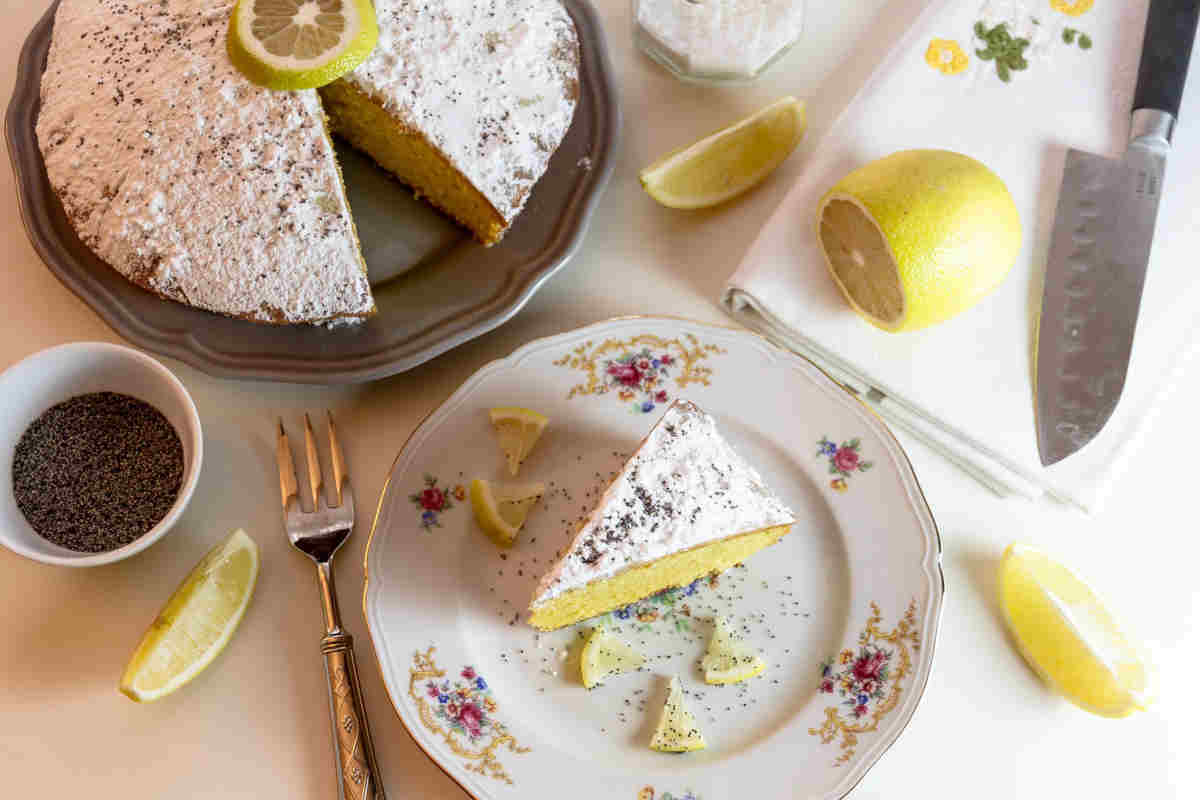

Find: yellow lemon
[999,543,1154,718]
[701,616,767,685]
[228,0,379,91]
[120,530,260,702]
[488,407,549,477]
[469,479,545,547]
[580,627,646,689]
[649,676,707,752]
[640,97,806,209]
[816,149,1021,332]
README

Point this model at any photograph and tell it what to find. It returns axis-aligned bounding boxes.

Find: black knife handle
[1133,0,1200,118]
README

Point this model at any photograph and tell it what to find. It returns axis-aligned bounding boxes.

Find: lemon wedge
[469,479,545,547]
[488,407,549,476]
[701,616,766,685]
[119,530,260,702]
[649,676,707,752]
[816,149,1021,332]
[228,0,379,91]
[640,96,805,209]
[999,543,1154,718]
[580,627,646,689]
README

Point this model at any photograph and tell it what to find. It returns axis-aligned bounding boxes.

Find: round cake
[35,0,579,324]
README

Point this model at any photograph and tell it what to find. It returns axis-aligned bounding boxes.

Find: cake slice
[320,0,580,245]
[528,400,795,631]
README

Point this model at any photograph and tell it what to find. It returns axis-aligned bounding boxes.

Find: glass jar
[633,0,805,85]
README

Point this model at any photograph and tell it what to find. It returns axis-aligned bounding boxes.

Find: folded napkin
[722,0,1200,512]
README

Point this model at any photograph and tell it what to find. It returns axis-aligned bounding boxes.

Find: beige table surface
[1,1,1196,797]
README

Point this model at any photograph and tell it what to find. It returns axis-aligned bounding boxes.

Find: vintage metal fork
[277,412,385,800]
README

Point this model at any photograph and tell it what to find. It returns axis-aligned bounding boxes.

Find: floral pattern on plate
[410,475,465,531]
[810,600,920,766]
[554,333,725,413]
[409,647,529,784]
[607,575,719,632]
[817,437,874,492]
[638,788,699,800]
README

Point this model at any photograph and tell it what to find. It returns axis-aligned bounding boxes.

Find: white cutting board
[732,0,1200,505]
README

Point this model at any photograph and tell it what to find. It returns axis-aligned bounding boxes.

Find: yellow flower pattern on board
[924,38,969,74]
[1050,0,1094,17]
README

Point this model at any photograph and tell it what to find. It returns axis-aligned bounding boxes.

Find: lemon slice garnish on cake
[700,616,767,685]
[649,676,707,752]
[640,96,805,209]
[999,543,1155,718]
[470,479,545,547]
[228,0,379,91]
[815,149,1021,332]
[488,407,549,476]
[580,627,646,689]
[119,530,260,702]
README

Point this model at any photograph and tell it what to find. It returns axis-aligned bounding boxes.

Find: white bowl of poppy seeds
[0,342,202,567]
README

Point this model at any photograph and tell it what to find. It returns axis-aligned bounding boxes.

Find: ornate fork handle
[322,631,385,800]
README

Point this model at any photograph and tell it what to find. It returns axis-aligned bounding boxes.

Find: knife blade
[1035,0,1199,466]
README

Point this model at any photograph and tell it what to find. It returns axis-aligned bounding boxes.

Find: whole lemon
[816,149,1021,332]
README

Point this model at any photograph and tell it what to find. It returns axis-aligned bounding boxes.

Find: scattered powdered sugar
[36,0,373,324]
[531,400,795,607]
[344,0,579,223]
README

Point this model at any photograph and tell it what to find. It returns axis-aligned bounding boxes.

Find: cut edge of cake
[528,400,796,631]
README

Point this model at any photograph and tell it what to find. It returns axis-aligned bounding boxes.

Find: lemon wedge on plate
[120,530,260,702]
[640,96,806,209]
[469,479,545,547]
[228,0,379,91]
[815,149,1021,332]
[488,407,549,476]
[649,676,707,752]
[701,616,766,685]
[999,543,1154,718]
[580,627,646,689]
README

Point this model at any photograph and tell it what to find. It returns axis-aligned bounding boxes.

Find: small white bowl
[0,342,202,567]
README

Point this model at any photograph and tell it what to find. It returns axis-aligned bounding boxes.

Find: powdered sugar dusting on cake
[343,0,579,224]
[36,0,373,323]
[531,401,795,606]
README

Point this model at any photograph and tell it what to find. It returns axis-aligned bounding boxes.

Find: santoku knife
[1035,0,1200,466]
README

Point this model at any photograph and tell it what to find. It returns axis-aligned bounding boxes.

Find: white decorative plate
[363,317,944,800]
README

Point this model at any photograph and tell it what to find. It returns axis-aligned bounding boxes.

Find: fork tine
[276,419,299,510]
[303,413,324,510]
[326,410,346,507]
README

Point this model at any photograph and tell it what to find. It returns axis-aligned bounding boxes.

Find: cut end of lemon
[488,407,549,477]
[119,529,260,703]
[999,543,1154,718]
[816,149,1021,333]
[640,96,806,210]
[469,479,545,547]
[580,627,646,689]
[649,676,707,752]
[701,616,767,685]
[228,0,379,91]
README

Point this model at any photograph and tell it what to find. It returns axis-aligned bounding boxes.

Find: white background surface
[0,0,1195,797]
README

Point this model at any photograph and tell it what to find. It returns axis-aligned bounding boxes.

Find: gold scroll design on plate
[553,333,726,403]
[408,647,530,785]
[809,600,920,767]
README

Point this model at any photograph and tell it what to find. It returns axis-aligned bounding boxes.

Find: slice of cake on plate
[528,400,795,631]
[320,0,580,246]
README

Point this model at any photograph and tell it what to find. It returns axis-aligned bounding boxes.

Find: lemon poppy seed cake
[528,400,795,631]
[36,0,374,324]
[321,0,580,246]
[35,0,579,322]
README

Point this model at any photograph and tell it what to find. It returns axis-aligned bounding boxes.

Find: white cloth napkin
[722,0,1200,512]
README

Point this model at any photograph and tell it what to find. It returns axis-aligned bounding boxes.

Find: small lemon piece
[816,149,1021,332]
[580,627,646,689]
[999,543,1154,718]
[701,616,767,685]
[649,676,707,752]
[640,96,806,209]
[228,0,379,91]
[488,407,549,476]
[469,479,545,547]
[120,530,260,702]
